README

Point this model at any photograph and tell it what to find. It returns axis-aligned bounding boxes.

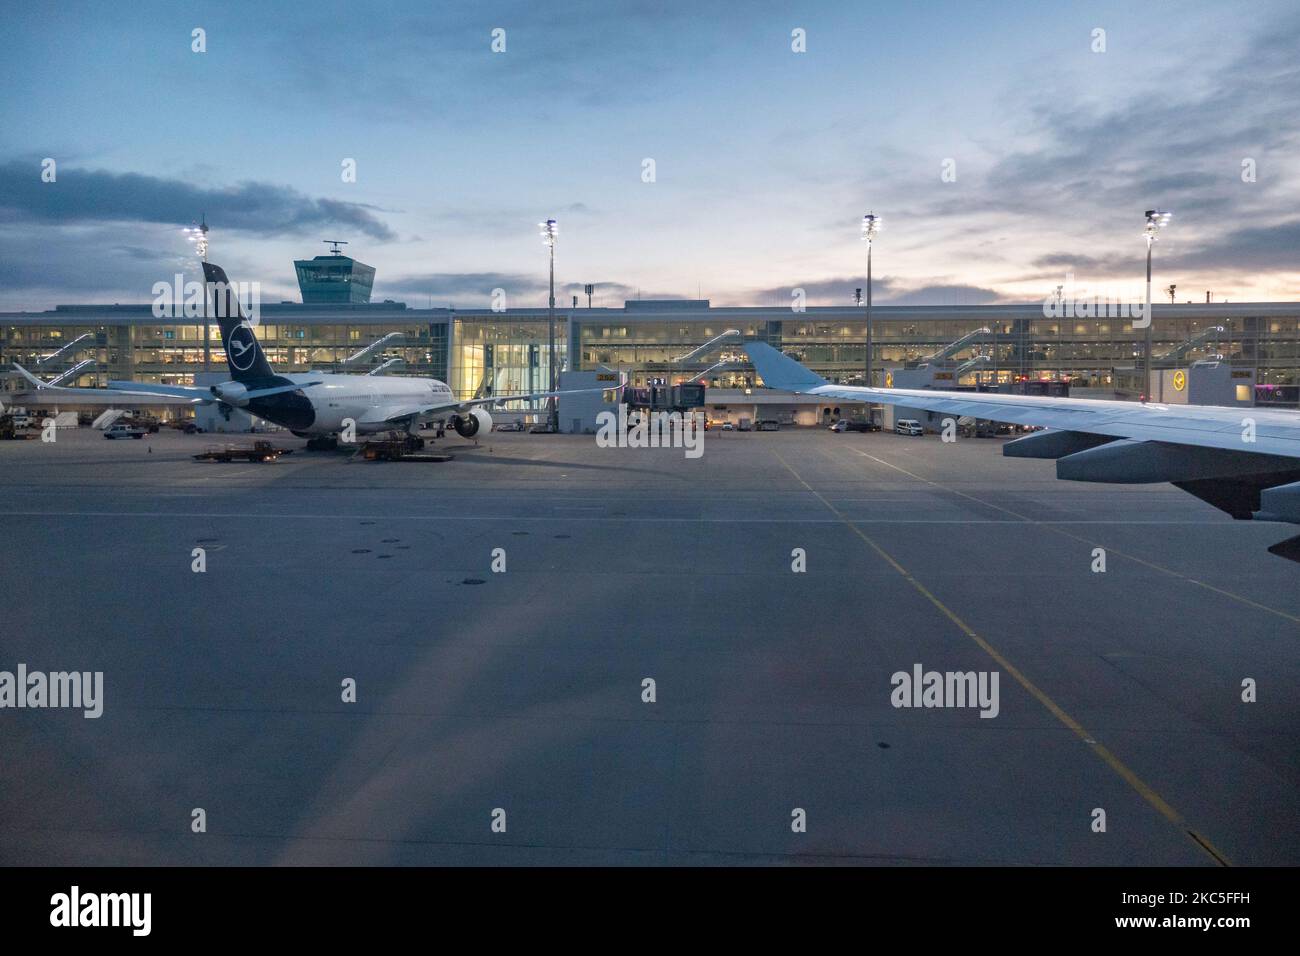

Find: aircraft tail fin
[203,262,274,382]
[742,342,828,393]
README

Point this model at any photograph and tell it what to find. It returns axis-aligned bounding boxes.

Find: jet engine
[453,407,492,438]
[210,381,249,406]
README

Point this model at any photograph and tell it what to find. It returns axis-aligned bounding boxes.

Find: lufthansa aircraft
[744,341,1300,561]
[14,262,617,448]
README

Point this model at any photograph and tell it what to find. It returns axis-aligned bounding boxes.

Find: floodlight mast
[861,213,881,386]
[184,214,211,371]
[1142,209,1172,400]
[540,219,558,429]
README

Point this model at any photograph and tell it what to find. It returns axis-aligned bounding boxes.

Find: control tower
[294,240,376,304]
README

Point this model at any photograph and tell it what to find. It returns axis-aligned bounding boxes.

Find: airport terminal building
[5,283,1300,428]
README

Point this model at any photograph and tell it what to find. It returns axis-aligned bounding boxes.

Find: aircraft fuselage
[238,372,456,435]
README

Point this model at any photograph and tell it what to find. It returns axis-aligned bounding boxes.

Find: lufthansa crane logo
[226,325,258,372]
[1173,369,1187,391]
[226,329,256,374]
[884,372,894,388]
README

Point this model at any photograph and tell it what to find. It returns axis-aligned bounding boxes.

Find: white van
[894,419,924,436]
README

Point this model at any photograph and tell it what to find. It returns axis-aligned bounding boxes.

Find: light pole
[539,218,558,429]
[185,214,210,372]
[861,213,880,388]
[1142,209,1171,400]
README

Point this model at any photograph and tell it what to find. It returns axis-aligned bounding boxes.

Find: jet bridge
[953,354,991,378]
[36,333,95,366]
[343,331,404,366]
[913,327,990,367]
[366,357,405,376]
[45,360,97,387]
[671,330,741,364]
[1156,326,1224,364]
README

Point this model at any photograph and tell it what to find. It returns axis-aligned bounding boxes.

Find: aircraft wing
[377,377,626,426]
[108,381,213,402]
[13,363,318,406]
[359,405,428,426]
[743,342,1300,551]
[11,364,210,403]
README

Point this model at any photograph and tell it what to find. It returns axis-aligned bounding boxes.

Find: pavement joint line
[852,448,1300,627]
[0,510,1252,526]
[772,447,1232,868]
[0,825,1018,865]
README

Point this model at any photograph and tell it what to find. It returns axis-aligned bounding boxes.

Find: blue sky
[2,0,1297,310]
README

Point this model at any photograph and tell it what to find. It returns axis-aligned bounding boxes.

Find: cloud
[375,272,542,302]
[884,284,1006,306]
[1035,218,1300,277]
[971,16,1297,216]
[888,12,1300,301]
[0,159,397,240]
[745,275,1006,306]
[746,277,895,306]
[274,2,733,123]
[1167,219,1300,273]
[374,272,687,308]
[0,223,301,310]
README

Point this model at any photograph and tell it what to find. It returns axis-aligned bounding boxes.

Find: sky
[1,0,1297,311]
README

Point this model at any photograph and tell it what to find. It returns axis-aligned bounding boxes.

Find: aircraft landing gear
[393,431,424,452]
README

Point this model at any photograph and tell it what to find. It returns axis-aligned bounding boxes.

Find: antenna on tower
[323,239,349,255]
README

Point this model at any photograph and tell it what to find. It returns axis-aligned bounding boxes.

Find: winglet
[743,342,828,393]
[12,363,50,389]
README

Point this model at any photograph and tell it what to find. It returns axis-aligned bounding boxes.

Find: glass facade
[1,307,449,390]
[4,302,1299,405]
[293,255,377,304]
[451,315,566,401]
[575,311,1300,393]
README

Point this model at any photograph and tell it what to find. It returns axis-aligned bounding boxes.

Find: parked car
[894,419,924,436]
[494,421,524,432]
[721,421,735,431]
[104,423,146,439]
[830,419,879,433]
[528,422,556,433]
[756,420,780,431]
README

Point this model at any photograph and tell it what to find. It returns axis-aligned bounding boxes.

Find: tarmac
[1,425,1297,865]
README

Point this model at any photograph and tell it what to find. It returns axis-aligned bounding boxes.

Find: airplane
[13,262,619,450]
[743,340,1300,562]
